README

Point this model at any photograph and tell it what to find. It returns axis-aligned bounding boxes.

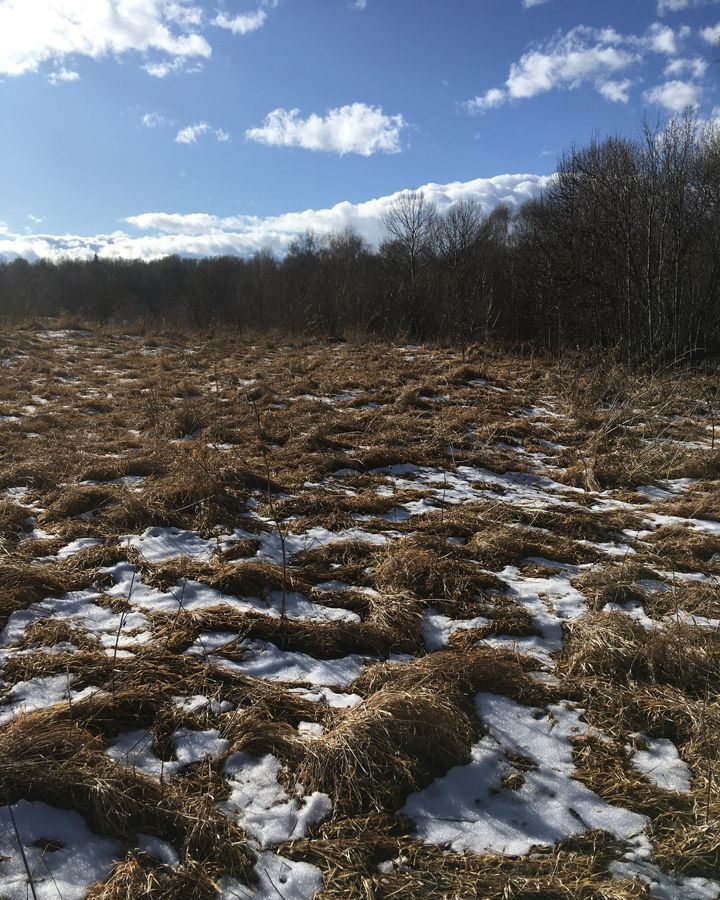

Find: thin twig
[7,798,39,900]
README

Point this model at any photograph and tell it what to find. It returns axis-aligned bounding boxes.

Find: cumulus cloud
[470,88,506,111]
[658,0,691,11]
[212,0,279,34]
[464,22,698,112]
[0,0,212,78]
[644,78,702,110]
[465,26,637,111]
[176,122,210,144]
[664,55,708,77]
[597,78,632,103]
[164,1,203,27]
[0,173,553,263]
[246,103,408,156]
[658,0,720,14]
[701,22,720,42]
[175,122,229,144]
[47,67,80,84]
[646,22,684,55]
[213,9,267,35]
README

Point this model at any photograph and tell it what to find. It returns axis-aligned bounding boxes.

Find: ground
[0,326,718,899]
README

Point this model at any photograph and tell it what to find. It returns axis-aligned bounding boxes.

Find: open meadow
[0,327,718,899]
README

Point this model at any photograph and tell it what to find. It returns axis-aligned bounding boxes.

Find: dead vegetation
[0,329,717,898]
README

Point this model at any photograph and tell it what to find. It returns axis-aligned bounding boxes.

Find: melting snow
[403,694,647,856]
[630,737,692,793]
[222,751,331,847]
[0,801,121,900]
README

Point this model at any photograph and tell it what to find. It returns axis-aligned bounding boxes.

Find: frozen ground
[0,332,718,898]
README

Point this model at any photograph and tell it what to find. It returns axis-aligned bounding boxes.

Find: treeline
[1,114,719,364]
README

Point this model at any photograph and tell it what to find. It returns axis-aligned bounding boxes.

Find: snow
[222,751,331,847]
[137,833,180,867]
[106,727,230,776]
[0,801,121,900]
[122,527,218,562]
[611,859,720,900]
[0,589,151,651]
[0,675,100,725]
[403,694,647,856]
[219,852,324,899]
[173,727,230,766]
[106,729,181,779]
[421,609,491,651]
[288,686,363,708]
[190,634,369,687]
[4,343,719,900]
[50,537,103,559]
[630,737,692,793]
[173,693,234,714]
[122,523,388,566]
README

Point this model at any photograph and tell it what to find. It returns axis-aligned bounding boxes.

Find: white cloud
[47,67,80,84]
[0,173,553,262]
[469,88,506,111]
[246,103,408,156]
[701,22,720,43]
[142,111,170,128]
[465,26,639,111]
[664,55,708,77]
[658,0,691,11]
[27,215,44,225]
[213,9,267,35]
[597,78,632,103]
[142,57,205,77]
[351,0,368,9]
[522,0,553,7]
[175,122,230,144]
[0,0,212,78]
[464,22,701,112]
[646,22,682,55]
[176,122,210,144]
[164,2,203,27]
[212,0,279,34]
[644,79,702,110]
[658,0,720,14]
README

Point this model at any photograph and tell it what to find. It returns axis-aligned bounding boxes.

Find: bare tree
[433,197,484,269]
[379,189,437,283]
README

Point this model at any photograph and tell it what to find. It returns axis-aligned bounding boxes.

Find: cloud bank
[0,173,552,263]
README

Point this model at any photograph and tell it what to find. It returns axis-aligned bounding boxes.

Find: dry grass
[558,612,720,696]
[0,714,255,880]
[298,686,475,814]
[284,820,648,899]
[0,328,717,897]
[374,534,505,600]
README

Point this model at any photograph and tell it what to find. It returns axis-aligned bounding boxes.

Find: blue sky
[1,0,719,259]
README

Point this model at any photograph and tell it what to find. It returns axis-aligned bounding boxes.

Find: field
[0,327,718,899]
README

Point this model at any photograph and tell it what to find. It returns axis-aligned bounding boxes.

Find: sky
[0,0,719,261]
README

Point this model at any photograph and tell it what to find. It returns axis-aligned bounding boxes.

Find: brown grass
[297,686,475,814]
[0,329,717,897]
[558,612,720,696]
